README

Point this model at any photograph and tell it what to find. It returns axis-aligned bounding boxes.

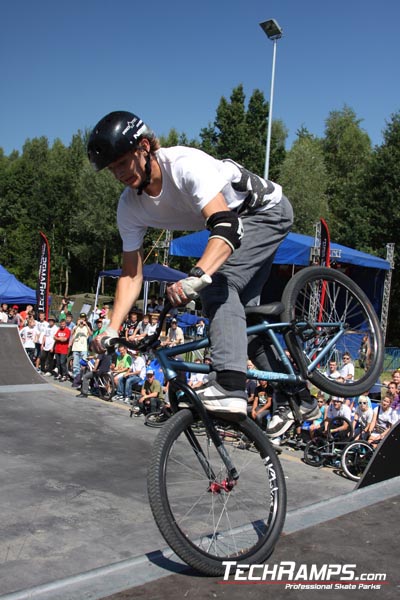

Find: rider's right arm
[109,249,144,333]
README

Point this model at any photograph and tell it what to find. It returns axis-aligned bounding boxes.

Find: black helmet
[87,111,153,171]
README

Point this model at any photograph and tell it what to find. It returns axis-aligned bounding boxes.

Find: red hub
[209,479,236,494]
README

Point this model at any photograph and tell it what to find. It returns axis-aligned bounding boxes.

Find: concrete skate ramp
[0,324,50,388]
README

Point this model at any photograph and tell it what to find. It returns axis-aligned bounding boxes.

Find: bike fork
[171,381,240,483]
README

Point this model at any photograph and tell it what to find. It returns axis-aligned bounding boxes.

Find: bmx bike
[106,265,383,576]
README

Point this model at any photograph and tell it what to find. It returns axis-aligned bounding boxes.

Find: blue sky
[1,0,399,156]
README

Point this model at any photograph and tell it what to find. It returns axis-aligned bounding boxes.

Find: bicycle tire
[281,266,384,397]
[341,440,374,482]
[145,411,170,428]
[327,416,353,442]
[95,373,115,401]
[148,409,286,576]
[304,437,327,467]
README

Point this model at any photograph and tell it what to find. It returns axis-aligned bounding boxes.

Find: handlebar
[103,301,173,353]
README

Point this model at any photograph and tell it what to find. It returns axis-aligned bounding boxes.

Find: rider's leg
[199,198,293,421]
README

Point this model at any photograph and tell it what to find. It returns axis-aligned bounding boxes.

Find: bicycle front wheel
[282,266,384,397]
[341,440,374,481]
[304,437,327,468]
[148,410,286,576]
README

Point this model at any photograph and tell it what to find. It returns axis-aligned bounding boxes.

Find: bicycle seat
[245,302,284,319]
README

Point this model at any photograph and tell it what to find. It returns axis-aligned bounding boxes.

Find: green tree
[279,134,329,235]
[363,112,400,344]
[322,105,372,245]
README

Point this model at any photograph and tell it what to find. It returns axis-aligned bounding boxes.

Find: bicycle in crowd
[303,415,376,482]
[105,265,383,576]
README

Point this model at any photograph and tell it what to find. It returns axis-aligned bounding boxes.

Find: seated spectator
[251,380,272,429]
[368,395,396,446]
[189,358,207,389]
[133,369,164,415]
[132,314,151,341]
[147,313,160,335]
[114,350,146,403]
[76,352,112,398]
[324,359,341,380]
[110,345,132,387]
[324,397,352,437]
[308,392,327,440]
[386,381,400,409]
[162,318,184,347]
[339,352,355,383]
[381,369,400,388]
[246,360,257,416]
[353,395,374,440]
[124,311,140,341]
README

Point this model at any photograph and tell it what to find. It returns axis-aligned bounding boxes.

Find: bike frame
[156,318,345,385]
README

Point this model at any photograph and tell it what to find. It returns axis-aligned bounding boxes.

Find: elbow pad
[206,211,244,252]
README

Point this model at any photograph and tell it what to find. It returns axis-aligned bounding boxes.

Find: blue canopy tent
[94,263,187,315]
[170,231,391,316]
[170,230,390,270]
[0,265,37,305]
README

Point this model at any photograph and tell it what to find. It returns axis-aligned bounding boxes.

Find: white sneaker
[266,406,295,438]
[196,381,247,421]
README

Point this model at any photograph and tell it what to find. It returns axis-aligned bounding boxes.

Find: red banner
[37,232,50,319]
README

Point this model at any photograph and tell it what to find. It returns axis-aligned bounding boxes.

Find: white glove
[91,326,119,353]
[167,274,212,307]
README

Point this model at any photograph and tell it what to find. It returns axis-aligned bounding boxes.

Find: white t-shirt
[354,406,374,429]
[327,403,352,421]
[42,324,58,351]
[339,362,355,381]
[36,319,49,343]
[129,355,146,380]
[20,325,38,348]
[117,146,282,252]
[373,406,395,430]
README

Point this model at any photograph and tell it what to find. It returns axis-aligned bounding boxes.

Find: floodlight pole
[260,19,283,181]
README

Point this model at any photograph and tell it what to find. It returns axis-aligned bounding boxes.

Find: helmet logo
[122,118,147,139]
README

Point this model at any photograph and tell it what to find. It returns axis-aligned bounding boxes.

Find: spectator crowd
[2,300,399,454]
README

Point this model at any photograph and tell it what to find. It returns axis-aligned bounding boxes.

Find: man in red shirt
[53,318,71,381]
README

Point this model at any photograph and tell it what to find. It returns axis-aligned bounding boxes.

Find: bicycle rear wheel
[281,266,384,397]
[148,410,286,576]
[341,440,374,481]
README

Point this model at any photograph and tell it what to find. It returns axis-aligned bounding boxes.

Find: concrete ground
[0,374,398,599]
